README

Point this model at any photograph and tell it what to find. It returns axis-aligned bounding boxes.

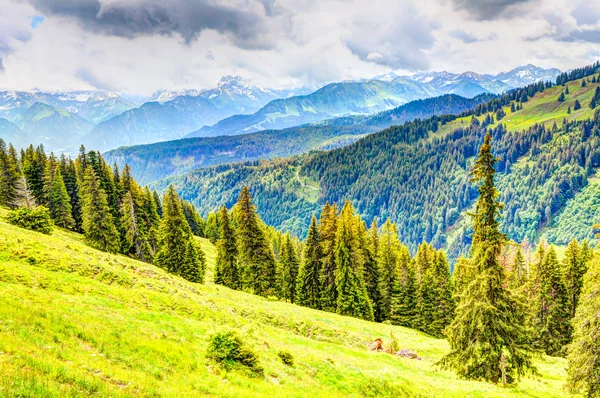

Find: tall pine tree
[566,241,600,397]
[334,200,374,321]
[439,133,535,383]
[214,206,239,289]
[296,215,323,309]
[235,187,277,296]
[320,202,338,312]
[81,167,120,253]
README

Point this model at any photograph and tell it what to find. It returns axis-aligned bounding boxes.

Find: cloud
[343,0,435,70]
[571,3,600,26]
[0,56,4,71]
[28,0,286,49]
[558,28,600,43]
[451,0,536,20]
[450,29,480,43]
[0,1,35,56]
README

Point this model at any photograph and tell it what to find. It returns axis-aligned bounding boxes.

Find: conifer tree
[60,155,82,231]
[215,206,239,289]
[364,219,383,321]
[334,200,374,321]
[155,185,192,274]
[533,246,571,355]
[153,190,163,217]
[235,186,277,296]
[296,215,323,309]
[120,190,153,262]
[319,202,338,312]
[49,168,75,229]
[566,245,600,396]
[13,175,36,209]
[562,239,586,318]
[415,242,436,333]
[452,256,474,296]
[181,239,206,283]
[0,139,20,208]
[278,233,300,303]
[389,250,417,328]
[22,145,46,205]
[81,167,120,253]
[430,250,454,337]
[378,219,401,321]
[508,246,528,291]
[439,133,535,384]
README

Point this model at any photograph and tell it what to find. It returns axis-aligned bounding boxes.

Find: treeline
[0,141,207,283]
[210,134,599,393]
[212,187,455,337]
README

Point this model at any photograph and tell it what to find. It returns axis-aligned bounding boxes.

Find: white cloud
[0,0,598,94]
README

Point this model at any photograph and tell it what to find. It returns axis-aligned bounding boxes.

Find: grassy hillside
[0,210,570,397]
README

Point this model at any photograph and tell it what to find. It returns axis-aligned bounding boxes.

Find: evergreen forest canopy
[157,62,600,259]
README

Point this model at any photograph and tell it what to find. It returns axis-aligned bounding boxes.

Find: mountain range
[0,64,561,153]
[105,93,494,184]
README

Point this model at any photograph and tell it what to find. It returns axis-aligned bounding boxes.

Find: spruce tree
[566,246,600,396]
[120,190,153,262]
[508,246,528,291]
[430,250,454,337]
[319,202,338,312]
[334,200,374,321]
[235,187,277,296]
[296,215,323,309]
[214,206,239,289]
[49,168,75,229]
[439,133,535,384]
[278,233,300,303]
[364,219,383,322]
[155,185,193,275]
[452,256,474,296]
[181,239,206,283]
[22,145,46,205]
[389,250,417,328]
[415,242,436,333]
[378,219,401,321]
[0,139,20,208]
[81,167,120,253]
[562,239,586,318]
[153,190,163,217]
[533,246,571,356]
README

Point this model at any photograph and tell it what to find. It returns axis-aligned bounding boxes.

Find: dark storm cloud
[28,0,279,49]
[451,0,535,20]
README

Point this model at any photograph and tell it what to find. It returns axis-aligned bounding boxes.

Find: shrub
[7,206,53,234]
[277,350,294,366]
[206,331,263,376]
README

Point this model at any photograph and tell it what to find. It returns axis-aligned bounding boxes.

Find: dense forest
[0,141,207,283]
[157,63,600,258]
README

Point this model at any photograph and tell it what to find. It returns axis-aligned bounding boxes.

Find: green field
[0,209,573,397]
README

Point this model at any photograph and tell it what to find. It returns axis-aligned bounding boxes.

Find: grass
[431,77,600,140]
[0,208,574,397]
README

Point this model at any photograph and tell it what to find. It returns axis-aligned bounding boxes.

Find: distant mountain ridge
[0,64,561,152]
[104,93,493,184]
[186,65,560,139]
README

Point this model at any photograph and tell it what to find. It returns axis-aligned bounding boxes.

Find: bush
[277,350,294,366]
[206,331,263,376]
[6,206,53,234]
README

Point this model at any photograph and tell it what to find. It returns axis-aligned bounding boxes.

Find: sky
[0,0,599,95]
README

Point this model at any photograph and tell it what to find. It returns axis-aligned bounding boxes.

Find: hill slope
[0,211,568,397]
[155,70,600,252]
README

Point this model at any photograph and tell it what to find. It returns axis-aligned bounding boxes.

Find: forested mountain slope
[155,64,600,256]
[0,208,569,397]
[104,94,492,185]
